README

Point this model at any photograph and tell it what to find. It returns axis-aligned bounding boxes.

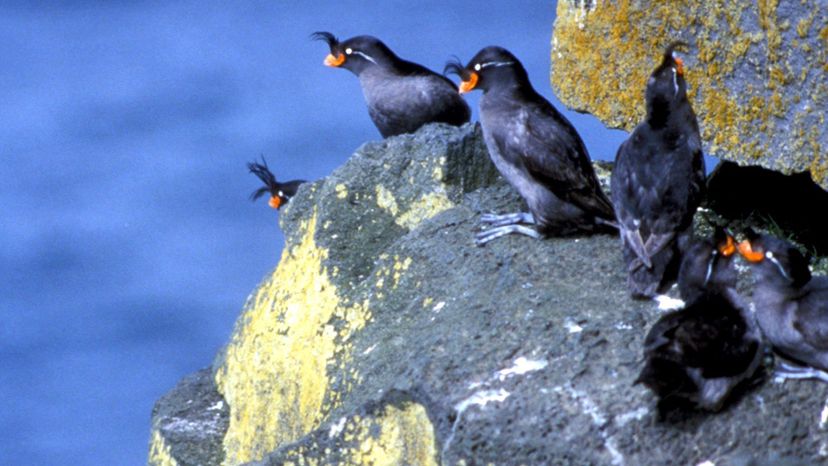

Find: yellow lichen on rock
[551,0,828,188]
[375,184,455,231]
[346,402,439,466]
[395,192,454,230]
[214,212,370,465]
[148,430,178,466]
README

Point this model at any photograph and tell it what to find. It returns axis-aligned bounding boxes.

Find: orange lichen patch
[459,72,478,94]
[719,236,736,257]
[737,240,765,262]
[324,53,345,67]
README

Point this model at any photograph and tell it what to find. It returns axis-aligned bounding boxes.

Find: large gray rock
[150,124,828,465]
[550,1,828,190]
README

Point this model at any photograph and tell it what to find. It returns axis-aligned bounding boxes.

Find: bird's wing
[496,101,613,217]
[612,138,653,267]
[793,286,828,350]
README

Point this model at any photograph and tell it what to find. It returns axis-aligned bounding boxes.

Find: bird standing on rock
[611,42,706,299]
[445,46,615,245]
[738,232,828,383]
[312,32,470,138]
[248,157,305,210]
[637,228,762,412]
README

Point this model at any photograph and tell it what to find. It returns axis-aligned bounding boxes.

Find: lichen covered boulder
[551,0,828,189]
[150,124,828,465]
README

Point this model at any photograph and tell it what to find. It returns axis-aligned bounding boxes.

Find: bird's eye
[766,251,774,259]
[345,48,353,55]
[277,190,284,197]
[474,63,481,71]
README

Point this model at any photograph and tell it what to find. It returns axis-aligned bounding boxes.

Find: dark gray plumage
[637,229,762,411]
[738,233,828,382]
[611,43,706,299]
[312,32,470,138]
[446,46,615,245]
[248,157,305,210]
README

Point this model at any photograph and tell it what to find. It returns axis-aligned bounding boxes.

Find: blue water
[0,2,628,464]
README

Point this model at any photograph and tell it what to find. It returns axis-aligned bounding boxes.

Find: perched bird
[611,42,706,299]
[445,46,615,245]
[637,229,762,412]
[738,232,828,382]
[312,32,470,138]
[248,157,305,210]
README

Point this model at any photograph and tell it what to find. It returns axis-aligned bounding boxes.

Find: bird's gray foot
[774,361,828,383]
[475,224,542,246]
[479,212,535,227]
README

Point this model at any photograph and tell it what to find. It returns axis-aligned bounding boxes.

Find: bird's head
[645,41,689,116]
[445,46,527,94]
[312,32,395,75]
[737,231,812,288]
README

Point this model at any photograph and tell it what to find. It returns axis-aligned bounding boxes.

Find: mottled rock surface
[551,0,828,189]
[149,124,828,465]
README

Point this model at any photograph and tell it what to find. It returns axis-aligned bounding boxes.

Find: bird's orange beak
[737,240,764,262]
[674,56,684,76]
[459,72,478,94]
[268,196,282,210]
[324,53,345,67]
[718,235,736,257]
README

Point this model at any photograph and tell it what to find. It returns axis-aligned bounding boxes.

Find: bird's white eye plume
[345,47,352,55]
[474,63,481,71]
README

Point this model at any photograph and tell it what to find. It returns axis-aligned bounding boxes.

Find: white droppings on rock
[362,343,378,355]
[614,406,649,427]
[696,461,716,466]
[328,416,347,439]
[655,295,685,311]
[566,321,583,333]
[207,400,223,411]
[819,399,828,429]
[496,357,548,381]
[433,301,446,312]
[454,389,511,414]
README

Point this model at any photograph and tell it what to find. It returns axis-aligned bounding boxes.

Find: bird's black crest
[310,31,339,48]
[443,56,467,78]
[664,41,689,59]
[248,156,278,201]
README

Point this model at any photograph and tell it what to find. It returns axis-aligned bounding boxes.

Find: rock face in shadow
[149,124,828,465]
[550,1,828,190]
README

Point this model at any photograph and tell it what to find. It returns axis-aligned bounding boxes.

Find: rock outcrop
[149,124,828,465]
[551,0,828,190]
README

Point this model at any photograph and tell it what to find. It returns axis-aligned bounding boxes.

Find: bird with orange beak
[611,42,706,299]
[738,231,828,383]
[445,46,615,245]
[312,32,469,138]
[248,157,305,211]
[637,228,762,412]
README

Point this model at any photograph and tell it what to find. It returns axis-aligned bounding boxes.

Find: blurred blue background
[0,1,628,464]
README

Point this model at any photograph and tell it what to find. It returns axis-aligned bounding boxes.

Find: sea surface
[0,2,630,464]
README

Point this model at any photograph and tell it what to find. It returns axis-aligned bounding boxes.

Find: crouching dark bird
[248,157,305,210]
[636,228,762,412]
[738,232,828,383]
[312,32,470,138]
[611,42,706,299]
[445,46,615,245]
